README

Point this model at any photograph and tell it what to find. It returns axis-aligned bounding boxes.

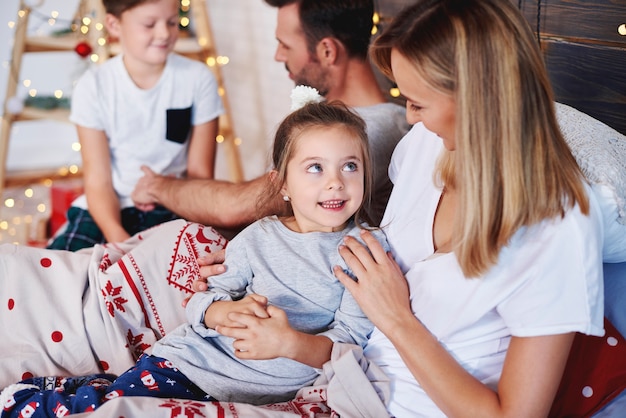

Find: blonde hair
[371,0,588,277]
[257,100,373,226]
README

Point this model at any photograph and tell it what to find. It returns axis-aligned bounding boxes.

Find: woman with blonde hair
[332,0,604,416]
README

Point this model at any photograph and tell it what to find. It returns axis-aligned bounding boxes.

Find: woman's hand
[334,229,413,333]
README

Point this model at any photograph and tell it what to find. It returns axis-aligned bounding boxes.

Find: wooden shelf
[15,106,71,123]
[108,37,207,58]
[25,35,83,53]
[1,0,243,196]
[5,167,82,188]
[25,34,207,56]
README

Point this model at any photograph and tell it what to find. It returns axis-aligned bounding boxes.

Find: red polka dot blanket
[1,219,624,416]
[550,318,626,417]
[0,220,226,390]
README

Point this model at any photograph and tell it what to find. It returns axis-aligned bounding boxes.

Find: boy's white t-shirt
[366,123,605,417]
[70,53,224,209]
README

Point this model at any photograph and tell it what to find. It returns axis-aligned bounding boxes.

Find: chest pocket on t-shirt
[166,106,192,144]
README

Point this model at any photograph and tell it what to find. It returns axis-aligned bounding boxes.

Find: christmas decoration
[74,41,93,58]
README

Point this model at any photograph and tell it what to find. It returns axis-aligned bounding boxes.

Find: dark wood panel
[374,1,626,134]
[517,0,626,46]
[544,40,626,135]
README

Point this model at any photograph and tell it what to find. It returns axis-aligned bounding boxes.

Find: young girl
[2,96,389,415]
[47,0,223,251]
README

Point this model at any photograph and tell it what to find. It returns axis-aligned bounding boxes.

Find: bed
[0,102,625,417]
[2,0,626,412]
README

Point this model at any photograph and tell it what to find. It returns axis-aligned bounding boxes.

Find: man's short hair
[265,0,374,59]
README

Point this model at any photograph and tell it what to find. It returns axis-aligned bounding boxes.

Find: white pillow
[555,103,626,262]
[556,103,626,263]
[593,183,626,262]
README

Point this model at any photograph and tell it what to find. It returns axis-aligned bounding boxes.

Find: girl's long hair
[257,100,374,227]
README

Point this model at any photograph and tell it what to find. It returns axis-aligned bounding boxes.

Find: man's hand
[195,250,227,290]
[182,249,227,307]
[131,165,159,211]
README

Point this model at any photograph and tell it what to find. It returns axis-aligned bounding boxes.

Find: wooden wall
[517,0,626,135]
[373,0,626,135]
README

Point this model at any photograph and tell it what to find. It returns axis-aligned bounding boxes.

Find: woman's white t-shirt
[365,123,605,417]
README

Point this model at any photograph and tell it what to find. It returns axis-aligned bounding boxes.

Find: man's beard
[290,62,330,98]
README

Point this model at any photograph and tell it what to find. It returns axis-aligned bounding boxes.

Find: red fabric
[550,318,626,417]
[49,179,83,236]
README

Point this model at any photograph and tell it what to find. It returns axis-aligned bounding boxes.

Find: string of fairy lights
[1,1,390,135]
[0,0,224,245]
[2,0,201,112]
[12,3,612,244]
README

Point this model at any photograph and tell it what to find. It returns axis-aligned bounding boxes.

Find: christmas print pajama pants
[1,355,213,417]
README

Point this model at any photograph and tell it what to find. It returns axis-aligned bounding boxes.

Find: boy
[48,0,223,251]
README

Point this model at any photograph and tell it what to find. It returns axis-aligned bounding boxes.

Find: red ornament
[74,41,93,58]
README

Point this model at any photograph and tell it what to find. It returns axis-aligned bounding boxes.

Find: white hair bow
[290,85,324,111]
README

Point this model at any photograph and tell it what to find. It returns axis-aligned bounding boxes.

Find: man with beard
[131,0,409,231]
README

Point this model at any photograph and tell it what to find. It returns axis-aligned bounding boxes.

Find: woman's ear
[105,13,121,39]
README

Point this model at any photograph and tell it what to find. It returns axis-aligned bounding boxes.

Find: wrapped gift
[49,179,83,237]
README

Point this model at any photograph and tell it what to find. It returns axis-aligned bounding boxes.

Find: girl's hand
[334,229,413,332]
[204,294,269,329]
[217,305,333,367]
[217,305,294,360]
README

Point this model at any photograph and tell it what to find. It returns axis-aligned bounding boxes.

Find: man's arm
[132,167,285,230]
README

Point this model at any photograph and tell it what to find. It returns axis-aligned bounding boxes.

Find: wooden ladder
[0,0,243,195]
